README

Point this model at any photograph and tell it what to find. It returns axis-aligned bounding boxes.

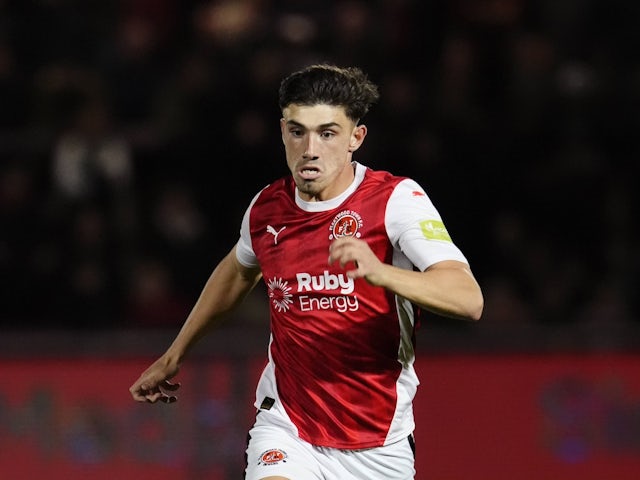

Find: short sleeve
[385,178,468,271]
[235,191,262,268]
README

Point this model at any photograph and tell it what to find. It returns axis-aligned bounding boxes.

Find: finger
[130,383,154,401]
[131,391,151,402]
[139,383,164,399]
[132,381,179,403]
[161,380,181,391]
[145,391,177,404]
[339,253,358,269]
[328,246,353,266]
[143,392,165,403]
[328,246,340,265]
[328,238,348,261]
[159,394,178,404]
[139,383,160,395]
[345,268,361,279]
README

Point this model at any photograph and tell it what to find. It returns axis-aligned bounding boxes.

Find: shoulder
[363,165,407,185]
[251,176,294,206]
[358,166,408,200]
[260,175,293,195]
[386,177,437,215]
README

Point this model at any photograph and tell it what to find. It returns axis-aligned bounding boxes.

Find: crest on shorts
[329,210,363,240]
[258,448,288,466]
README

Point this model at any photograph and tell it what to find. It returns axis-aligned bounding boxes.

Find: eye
[289,128,303,137]
[320,131,335,139]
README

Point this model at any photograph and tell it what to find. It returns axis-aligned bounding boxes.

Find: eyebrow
[285,120,342,130]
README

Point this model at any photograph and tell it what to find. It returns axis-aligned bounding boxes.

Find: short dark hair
[278,64,380,122]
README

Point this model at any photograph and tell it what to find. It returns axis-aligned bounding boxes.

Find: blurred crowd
[0,0,638,335]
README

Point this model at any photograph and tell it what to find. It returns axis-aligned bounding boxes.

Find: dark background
[1,0,638,352]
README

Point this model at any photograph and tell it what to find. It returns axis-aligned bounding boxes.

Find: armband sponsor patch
[419,220,452,242]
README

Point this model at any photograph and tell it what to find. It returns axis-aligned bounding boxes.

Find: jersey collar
[294,162,367,212]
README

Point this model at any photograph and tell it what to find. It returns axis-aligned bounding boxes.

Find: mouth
[298,165,321,181]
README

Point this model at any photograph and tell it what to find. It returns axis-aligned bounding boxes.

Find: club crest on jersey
[329,210,363,240]
[257,448,288,466]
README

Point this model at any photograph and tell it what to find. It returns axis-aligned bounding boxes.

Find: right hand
[129,356,181,404]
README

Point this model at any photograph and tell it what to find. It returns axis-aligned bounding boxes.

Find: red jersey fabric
[236,163,467,449]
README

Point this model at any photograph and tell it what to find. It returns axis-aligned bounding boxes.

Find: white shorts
[244,414,416,480]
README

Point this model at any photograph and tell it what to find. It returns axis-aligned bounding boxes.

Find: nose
[303,134,319,160]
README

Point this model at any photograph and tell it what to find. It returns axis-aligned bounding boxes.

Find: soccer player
[129,64,483,480]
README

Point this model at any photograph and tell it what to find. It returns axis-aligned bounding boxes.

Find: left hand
[328,237,386,286]
[130,356,181,404]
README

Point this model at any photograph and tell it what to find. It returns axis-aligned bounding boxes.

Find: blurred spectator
[46,91,137,327]
[144,182,214,295]
[50,92,137,251]
[51,97,134,204]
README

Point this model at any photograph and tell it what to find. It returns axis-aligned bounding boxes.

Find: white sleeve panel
[235,190,262,268]
[385,179,468,272]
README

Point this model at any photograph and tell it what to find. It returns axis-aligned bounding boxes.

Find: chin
[297,182,321,197]
[296,178,314,190]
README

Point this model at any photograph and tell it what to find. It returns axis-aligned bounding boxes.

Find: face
[280,104,367,202]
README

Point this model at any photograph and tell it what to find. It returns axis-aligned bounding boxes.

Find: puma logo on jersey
[266,225,286,244]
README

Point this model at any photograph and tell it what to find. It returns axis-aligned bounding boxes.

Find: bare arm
[129,244,262,403]
[329,237,483,321]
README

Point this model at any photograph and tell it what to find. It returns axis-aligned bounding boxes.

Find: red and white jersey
[236,162,467,449]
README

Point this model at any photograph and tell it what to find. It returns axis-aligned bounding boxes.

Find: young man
[130,64,483,480]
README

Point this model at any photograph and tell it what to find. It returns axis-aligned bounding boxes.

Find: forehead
[282,104,353,128]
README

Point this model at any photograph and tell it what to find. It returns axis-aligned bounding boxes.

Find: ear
[348,124,368,152]
[280,118,286,144]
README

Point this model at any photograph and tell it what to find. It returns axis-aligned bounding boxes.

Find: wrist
[162,346,185,368]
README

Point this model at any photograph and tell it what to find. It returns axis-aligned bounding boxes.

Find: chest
[251,197,391,281]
